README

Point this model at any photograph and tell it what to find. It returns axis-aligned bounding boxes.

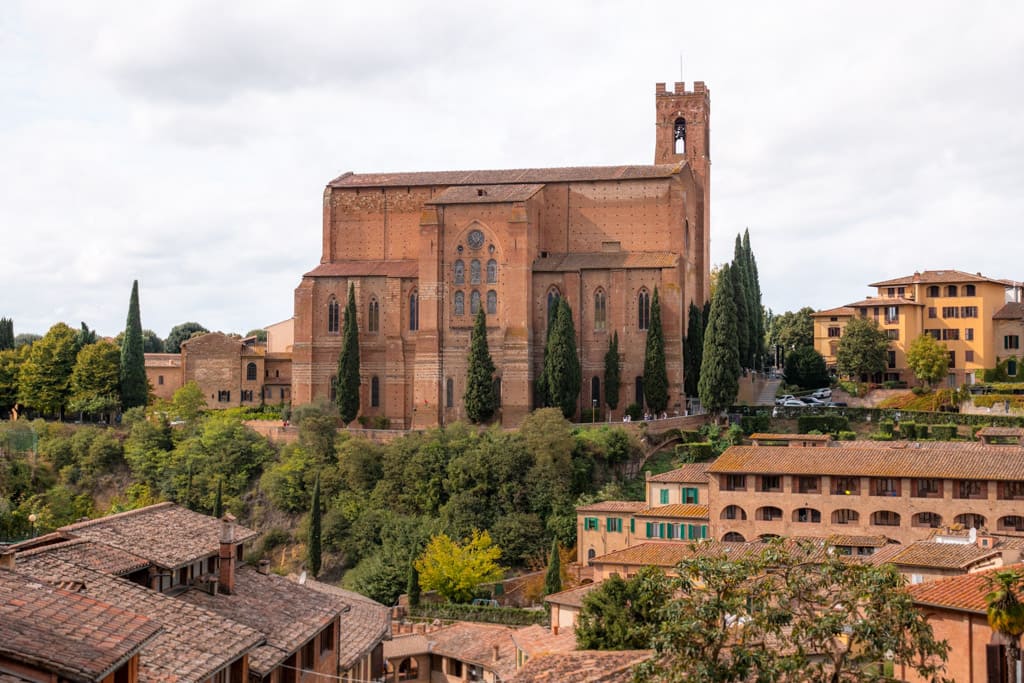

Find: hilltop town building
[290,82,713,427]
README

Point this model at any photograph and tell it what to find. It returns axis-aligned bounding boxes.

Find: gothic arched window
[454,291,465,316]
[547,288,561,328]
[638,289,651,330]
[674,117,686,154]
[327,296,340,334]
[454,260,465,285]
[446,378,454,408]
[470,259,481,285]
[486,290,497,315]
[594,289,607,331]
[470,290,481,315]
[246,362,257,381]
[487,259,498,283]
[368,296,380,333]
[409,290,419,331]
[371,376,380,407]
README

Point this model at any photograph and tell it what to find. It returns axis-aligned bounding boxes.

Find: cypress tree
[464,307,497,423]
[603,331,621,411]
[308,473,322,577]
[683,302,704,398]
[642,287,669,414]
[744,229,765,370]
[542,299,582,419]
[120,280,148,409]
[545,540,562,596]
[731,236,751,370]
[699,263,741,415]
[213,479,223,518]
[0,318,13,351]
[335,283,361,425]
[407,563,421,607]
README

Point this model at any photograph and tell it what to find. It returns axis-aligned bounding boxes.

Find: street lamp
[28,513,37,539]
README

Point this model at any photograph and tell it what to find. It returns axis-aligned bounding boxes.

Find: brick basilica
[290,82,712,428]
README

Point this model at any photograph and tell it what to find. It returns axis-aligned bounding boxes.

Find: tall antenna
[679,53,684,81]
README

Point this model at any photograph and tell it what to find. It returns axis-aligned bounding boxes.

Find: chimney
[257,559,271,575]
[552,624,559,636]
[492,644,500,662]
[0,549,15,571]
[218,513,237,594]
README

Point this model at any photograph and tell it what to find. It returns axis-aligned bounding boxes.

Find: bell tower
[654,81,710,182]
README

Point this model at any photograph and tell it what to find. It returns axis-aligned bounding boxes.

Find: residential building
[383,622,519,683]
[507,649,652,683]
[707,442,1024,545]
[812,269,1015,385]
[291,82,713,427]
[992,301,1024,380]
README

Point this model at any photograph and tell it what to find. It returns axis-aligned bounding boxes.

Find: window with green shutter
[700,525,708,539]
[606,517,622,532]
[646,522,655,538]
[630,518,635,534]
[584,517,599,531]
[659,489,669,505]
[683,487,699,504]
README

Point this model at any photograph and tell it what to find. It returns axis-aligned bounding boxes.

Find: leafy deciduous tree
[836,316,889,380]
[18,322,79,418]
[576,566,672,650]
[783,346,830,390]
[171,381,206,424]
[165,322,208,354]
[767,307,816,355]
[414,530,504,604]
[643,288,668,413]
[69,340,121,418]
[906,334,950,389]
[335,284,361,425]
[464,308,497,423]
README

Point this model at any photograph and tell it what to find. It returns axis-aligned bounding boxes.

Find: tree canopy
[836,316,889,380]
[464,308,497,423]
[18,322,78,418]
[165,322,208,353]
[335,284,361,425]
[683,302,703,399]
[414,530,504,603]
[698,263,740,414]
[767,307,816,354]
[576,566,672,650]
[0,318,13,351]
[541,298,582,419]
[783,346,829,389]
[69,340,121,418]
[120,281,148,410]
[906,334,950,389]
[642,288,668,413]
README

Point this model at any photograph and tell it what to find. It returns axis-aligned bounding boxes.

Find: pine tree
[699,263,741,415]
[0,318,14,351]
[545,540,562,596]
[643,288,669,414]
[732,236,751,369]
[683,302,704,398]
[213,479,223,518]
[308,473,322,577]
[335,284,361,425]
[120,280,149,409]
[407,563,421,608]
[464,307,497,423]
[603,331,621,411]
[541,299,582,419]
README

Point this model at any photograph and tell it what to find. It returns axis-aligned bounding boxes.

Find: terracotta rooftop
[591,541,754,568]
[707,444,1024,481]
[15,551,263,683]
[994,302,1024,320]
[510,624,577,659]
[811,307,857,318]
[647,464,708,484]
[544,582,599,608]
[425,183,544,204]
[328,164,684,188]
[576,501,647,514]
[824,534,891,548]
[178,565,340,676]
[886,541,1001,570]
[507,649,652,683]
[295,577,391,671]
[0,570,162,683]
[976,426,1024,438]
[748,433,832,442]
[908,563,1024,614]
[59,503,259,570]
[303,259,419,279]
[384,633,429,660]
[533,252,678,273]
[633,504,709,519]
[843,297,923,308]
[426,622,520,681]
[869,270,1006,287]
[18,538,150,576]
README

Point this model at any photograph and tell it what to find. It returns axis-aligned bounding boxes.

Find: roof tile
[328,165,683,188]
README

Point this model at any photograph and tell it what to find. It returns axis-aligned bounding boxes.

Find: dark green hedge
[740,414,771,435]
[407,603,548,626]
[796,415,850,434]
[931,424,957,440]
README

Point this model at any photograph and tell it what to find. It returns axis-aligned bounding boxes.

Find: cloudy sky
[2,2,1022,339]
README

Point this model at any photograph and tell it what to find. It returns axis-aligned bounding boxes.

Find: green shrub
[686,442,714,462]
[899,422,917,440]
[739,414,771,435]
[625,403,643,421]
[916,424,929,439]
[837,431,856,441]
[680,430,703,443]
[931,424,957,441]
[408,603,548,626]
[879,419,894,435]
[868,432,893,441]
[797,415,850,435]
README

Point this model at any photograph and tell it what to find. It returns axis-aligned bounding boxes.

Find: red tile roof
[59,503,259,570]
[510,624,577,658]
[591,541,756,568]
[426,183,545,204]
[0,571,162,683]
[748,433,832,442]
[843,297,923,308]
[576,501,647,514]
[707,444,1024,481]
[507,649,652,682]
[869,270,1007,287]
[886,541,1001,570]
[303,259,419,279]
[426,622,520,681]
[908,563,1024,613]
[633,504,709,520]
[296,577,391,671]
[994,302,1024,320]
[18,538,149,576]
[328,165,684,188]
[544,583,599,608]
[647,464,708,483]
[810,307,857,317]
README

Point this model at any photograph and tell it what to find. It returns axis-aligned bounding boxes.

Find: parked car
[775,395,795,405]
[825,401,848,407]
[811,388,832,399]
[781,398,807,407]
[800,396,826,406]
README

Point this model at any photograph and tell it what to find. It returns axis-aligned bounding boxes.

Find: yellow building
[813,270,1015,386]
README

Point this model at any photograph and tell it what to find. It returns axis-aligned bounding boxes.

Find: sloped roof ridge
[59,502,177,532]
[328,163,685,188]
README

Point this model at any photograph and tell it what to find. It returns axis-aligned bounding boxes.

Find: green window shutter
[630,518,635,533]
[684,487,698,504]
[659,523,666,539]
[701,525,708,539]
[646,522,654,538]
[660,489,669,505]
[666,524,674,540]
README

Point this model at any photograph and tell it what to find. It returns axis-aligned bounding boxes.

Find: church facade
[292,82,712,428]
